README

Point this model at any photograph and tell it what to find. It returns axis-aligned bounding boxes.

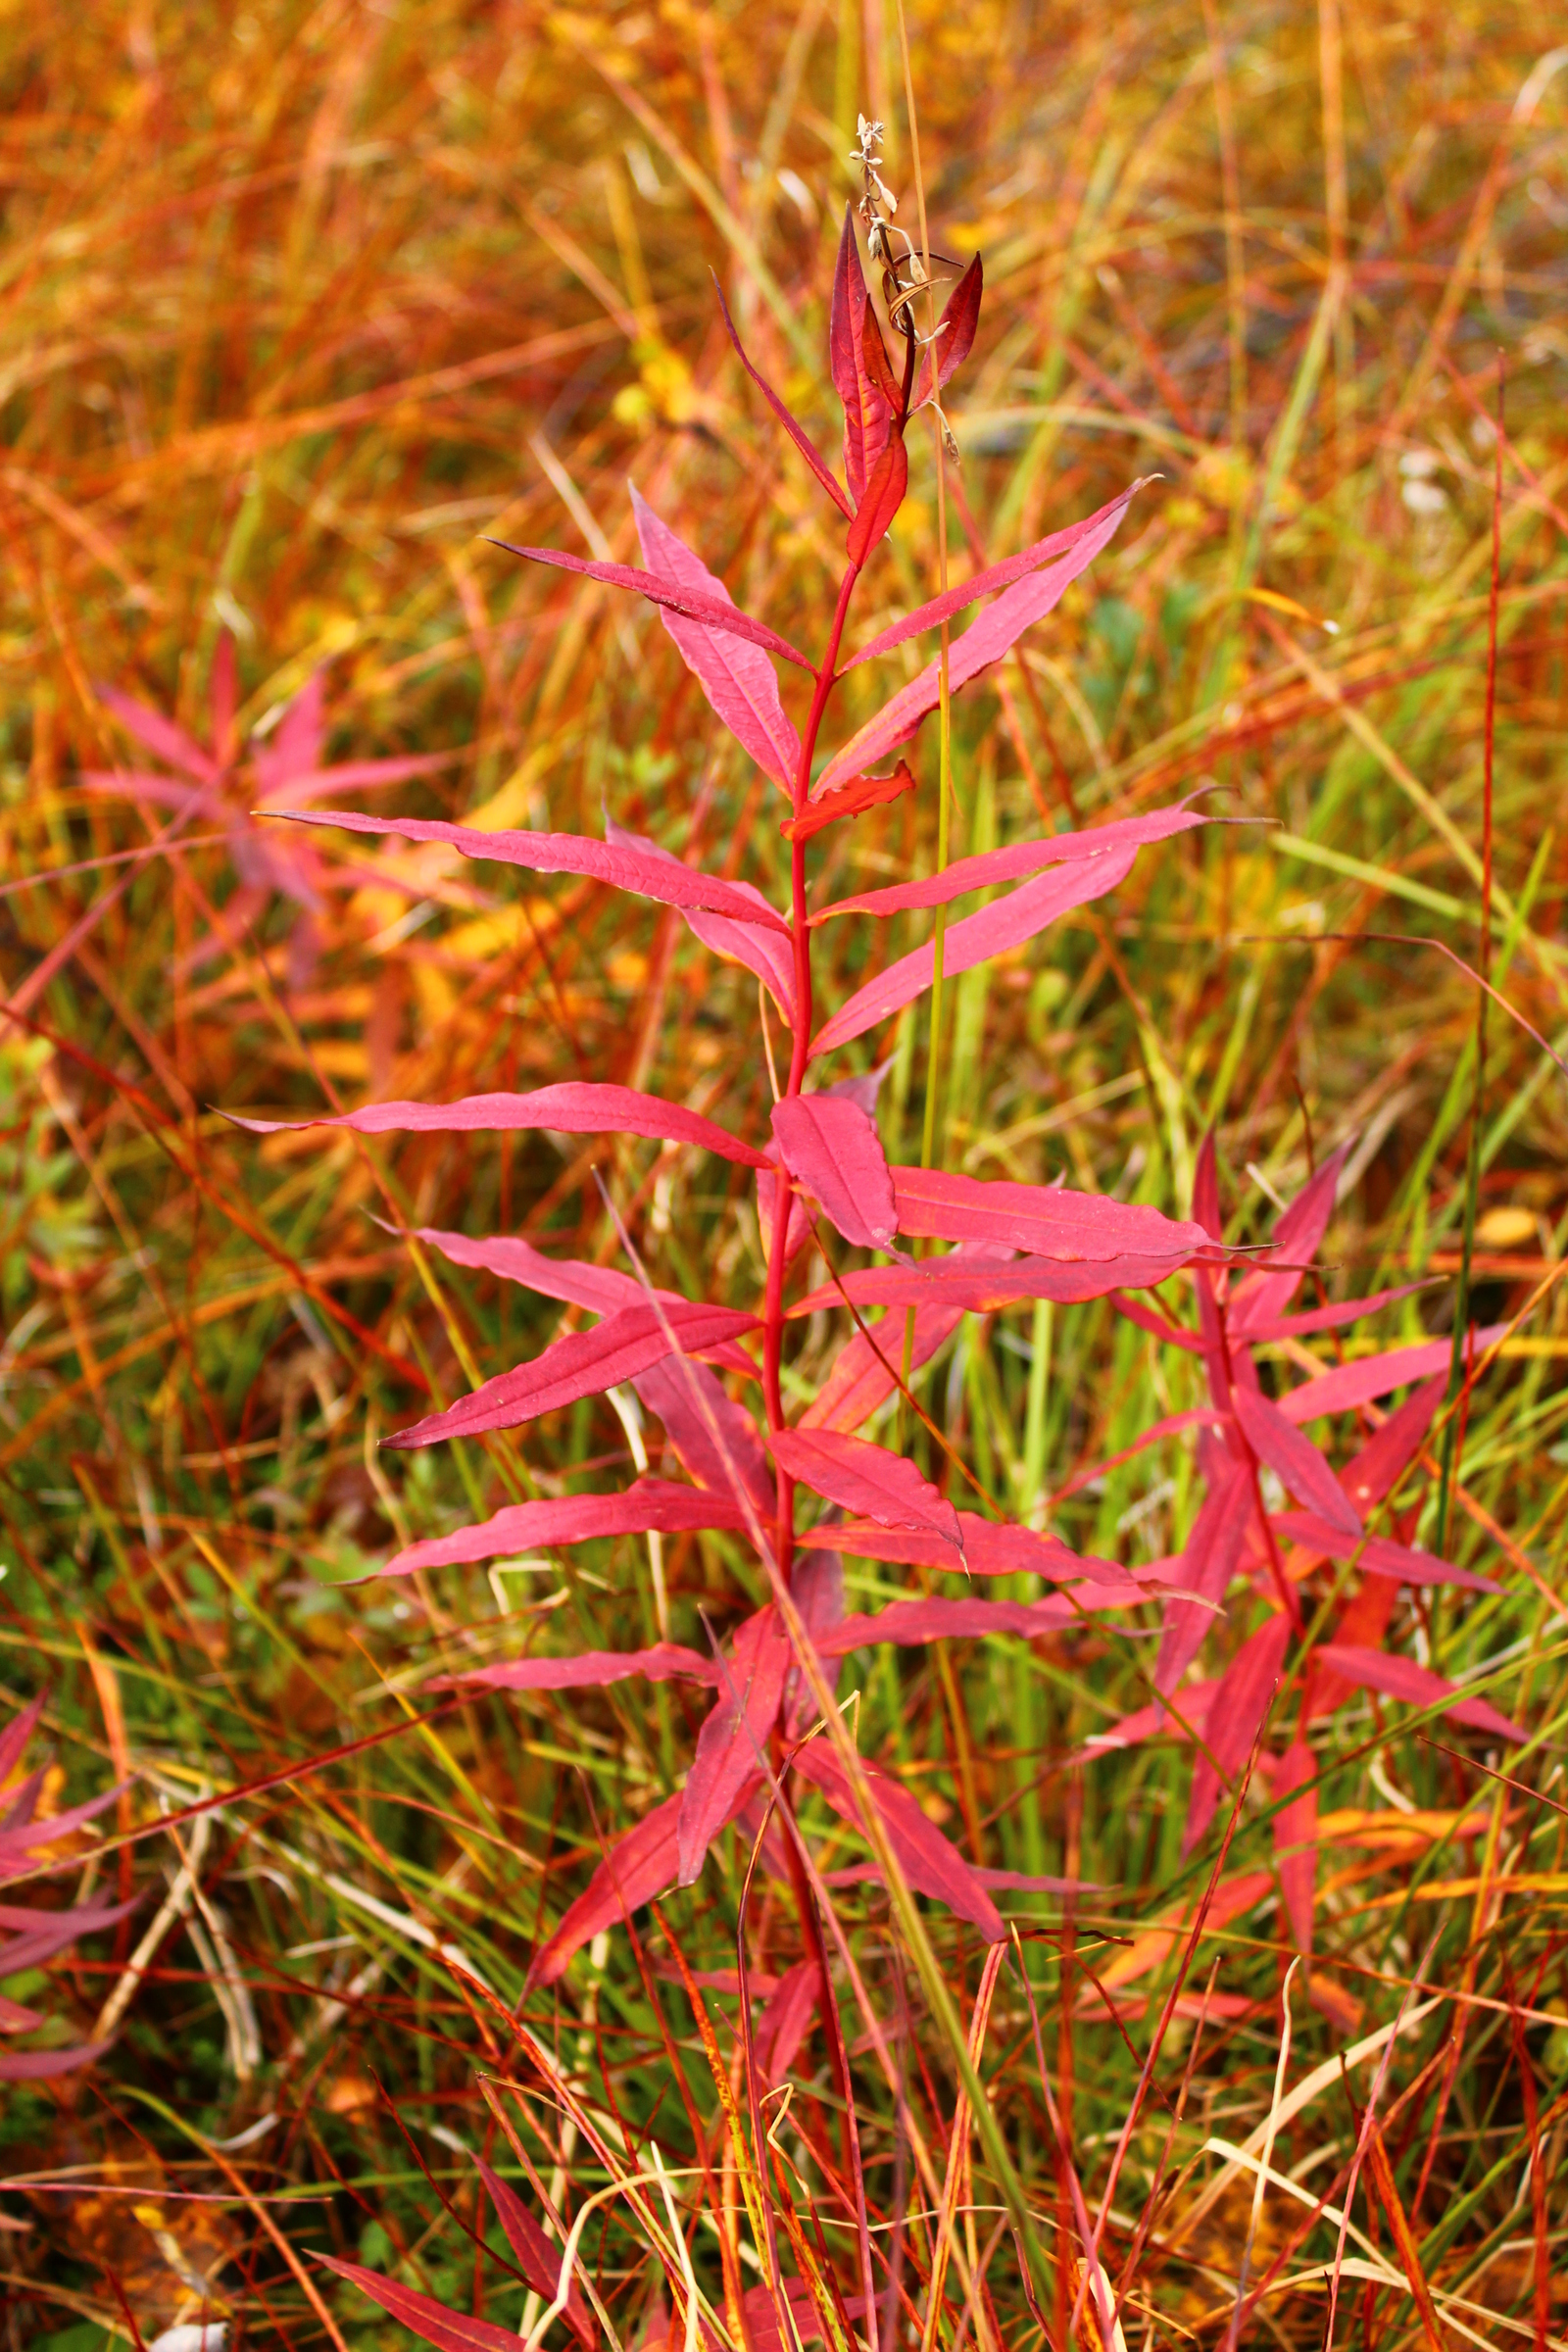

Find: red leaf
[531,1777,758,1985]
[678,1608,791,1883]
[1227,1146,1348,1334]
[830,206,892,506]
[474,2161,595,2350]
[1111,1291,1205,1352]
[845,431,908,568]
[770,1430,961,1554]
[779,760,915,845]
[605,816,797,1025]
[1272,1510,1497,1593]
[743,2278,826,2352]
[1339,1376,1446,1514]
[1155,1465,1254,1695]
[1317,1644,1525,1741]
[1232,1384,1361,1538]
[810,848,1137,1055]
[413,1223,697,1318]
[1193,1131,1223,1243]
[633,1356,776,1520]
[1272,1738,1318,1956]
[97,682,218,780]
[1235,1281,1428,1346]
[0,2039,114,2082]
[1080,1679,1220,1760]
[859,299,904,414]
[493,539,813,670]
[270,807,792,932]
[384,1479,749,1576]
[384,1302,760,1449]
[753,1961,818,2083]
[710,274,855,519]
[791,1250,1199,1315]
[799,1510,1130,1592]
[888,1166,1208,1261]
[458,1643,714,1694]
[229,1082,770,1168]
[811,798,1207,921]
[916,250,983,399]
[843,484,1146,675]
[771,1093,898,1251]
[816,1591,1136,1655]
[632,488,802,790]
[792,1744,1004,1940]
[0,1695,43,1789]
[1279,1327,1507,1424]
[316,2253,527,2352]
[801,1253,1008,1432]
[813,488,1138,795]
[1183,1612,1290,1853]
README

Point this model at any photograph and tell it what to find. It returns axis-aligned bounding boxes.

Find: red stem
[762,559,861,1578]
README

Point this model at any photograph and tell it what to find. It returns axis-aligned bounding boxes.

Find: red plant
[238,189,1510,2032]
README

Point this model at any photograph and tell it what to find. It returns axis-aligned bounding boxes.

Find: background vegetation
[2,0,1566,2343]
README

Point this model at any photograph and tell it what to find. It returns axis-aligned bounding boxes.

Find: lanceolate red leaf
[677,1609,791,1884]
[770,1430,962,1554]
[813,490,1139,796]
[384,1302,760,1449]
[633,487,803,790]
[800,1259,1005,1432]
[779,760,915,845]
[1317,1645,1526,1741]
[845,432,908,568]
[457,1643,715,1693]
[711,274,855,519]
[474,2160,595,2350]
[843,483,1144,673]
[315,2253,530,2352]
[1227,1146,1348,1334]
[888,1166,1208,1261]
[1235,1281,1429,1346]
[1156,1464,1253,1696]
[771,1093,899,1250]
[810,847,1137,1055]
[270,807,792,932]
[229,1083,771,1168]
[798,1510,1131,1591]
[1183,1612,1290,1853]
[1271,1511,1496,1592]
[916,250,983,399]
[1339,1376,1446,1513]
[811,800,1206,920]
[633,1356,775,1518]
[1232,1384,1362,1538]
[1272,1738,1318,1956]
[792,1745,1004,1940]
[830,206,891,506]
[791,1250,1197,1315]
[530,1779,759,1986]
[490,540,814,669]
[1279,1327,1507,1423]
[816,1592,1134,1654]
[383,1479,748,1576]
[859,299,904,413]
[605,817,798,1023]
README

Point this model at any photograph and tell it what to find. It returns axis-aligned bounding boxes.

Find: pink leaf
[792,1745,1004,1940]
[531,1779,757,1985]
[846,432,908,568]
[889,1166,1208,1261]
[817,1592,1133,1655]
[97,683,218,780]
[1227,1147,1348,1333]
[228,1082,770,1168]
[1111,1291,1205,1352]
[678,1608,791,1883]
[800,1253,1011,1432]
[810,848,1137,1055]
[1279,1327,1507,1424]
[843,483,1145,675]
[316,2254,530,2352]
[798,1510,1131,1592]
[1272,1510,1496,1593]
[711,275,854,518]
[80,769,223,817]
[260,749,462,803]
[1339,1376,1446,1514]
[457,1643,714,1694]
[743,2278,826,2352]
[830,206,891,507]
[1080,1679,1220,1760]
[0,2039,114,2082]
[1317,1645,1525,1741]
[383,1479,749,1576]
[916,250,983,400]
[270,807,792,933]
[793,1248,1197,1318]
[1232,1383,1361,1537]
[474,2162,594,2349]
[1155,1466,1254,1695]
[493,539,813,670]
[813,491,1138,797]
[604,815,797,1026]
[412,1225,650,1312]
[771,1093,898,1250]
[769,1430,961,1554]
[384,1303,760,1449]
[633,1357,775,1520]
[779,760,915,845]
[811,799,1207,921]
[1183,1613,1290,1853]
[1234,1281,1429,1346]
[632,488,803,790]
[753,1961,819,2083]
[1272,1739,1318,1957]
[0,1696,44,1790]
